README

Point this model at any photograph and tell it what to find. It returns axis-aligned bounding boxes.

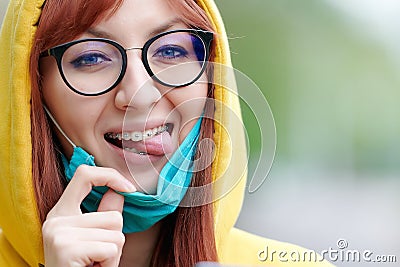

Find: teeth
[123,147,138,153]
[144,129,153,138]
[131,132,142,142]
[123,147,148,155]
[107,125,168,142]
[122,132,130,140]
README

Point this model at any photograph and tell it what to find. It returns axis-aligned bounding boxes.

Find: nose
[114,50,161,111]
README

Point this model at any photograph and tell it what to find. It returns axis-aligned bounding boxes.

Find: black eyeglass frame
[40,29,214,96]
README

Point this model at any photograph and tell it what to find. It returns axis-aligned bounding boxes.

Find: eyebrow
[148,18,183,37]
[86,28,114,39]
[86,18,184,41]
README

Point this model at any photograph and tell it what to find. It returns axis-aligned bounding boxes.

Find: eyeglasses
[40,29,213,96]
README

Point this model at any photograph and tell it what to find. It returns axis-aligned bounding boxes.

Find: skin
[40,0,208,266]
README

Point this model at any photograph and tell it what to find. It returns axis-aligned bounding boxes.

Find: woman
[0,0,334,266]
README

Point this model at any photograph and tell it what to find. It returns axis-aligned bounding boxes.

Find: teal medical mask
[44,106,202,233]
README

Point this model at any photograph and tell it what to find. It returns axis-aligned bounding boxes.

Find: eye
[70,52,111,68]
[154,45,188,60]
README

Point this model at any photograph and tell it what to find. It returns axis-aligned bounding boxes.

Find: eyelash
[153,45,188,60]
[70,52,111,68]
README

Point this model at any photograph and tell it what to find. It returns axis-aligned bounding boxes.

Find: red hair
[30,0,217,266]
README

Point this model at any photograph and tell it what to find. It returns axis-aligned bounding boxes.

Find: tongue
[123,131,174,156]
[144,131,174,155]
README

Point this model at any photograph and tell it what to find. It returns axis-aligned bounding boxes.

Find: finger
[96,190,125,265]
[71,228,125,246]
[96,190,125,231]
[71,241,120,267]
[50,166,135,217]
[98,189,125,214]
[44,211,124,231]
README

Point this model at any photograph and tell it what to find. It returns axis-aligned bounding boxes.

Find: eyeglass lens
[60,31,207,94]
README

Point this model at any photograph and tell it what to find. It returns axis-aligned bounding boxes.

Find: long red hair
[30,0,217,266]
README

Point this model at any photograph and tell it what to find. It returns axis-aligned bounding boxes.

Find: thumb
[96,190,125,267]
[97,189,125,214]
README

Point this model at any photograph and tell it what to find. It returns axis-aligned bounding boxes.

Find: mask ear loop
[43,105,77,148]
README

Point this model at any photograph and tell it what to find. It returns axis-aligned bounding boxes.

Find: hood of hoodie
[0,0,247,265]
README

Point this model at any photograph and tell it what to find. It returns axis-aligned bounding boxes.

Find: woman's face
[40,0,208,194]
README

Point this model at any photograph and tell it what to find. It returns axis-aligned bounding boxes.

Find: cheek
[166,83,208,119]
[164,82,208,142]
[40,59,69,108]
[40,59,106,150]
[41,59,99,116]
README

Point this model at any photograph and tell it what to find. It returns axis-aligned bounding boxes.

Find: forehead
[92,0,185,43]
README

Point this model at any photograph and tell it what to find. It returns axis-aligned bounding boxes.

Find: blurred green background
[213,1,400,266]
[1,0,399,266]
[215,0,400,172]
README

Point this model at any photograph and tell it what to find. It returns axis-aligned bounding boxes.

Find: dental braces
[106,125,169,142]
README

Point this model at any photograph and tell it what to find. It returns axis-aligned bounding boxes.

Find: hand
[42,165,136,267]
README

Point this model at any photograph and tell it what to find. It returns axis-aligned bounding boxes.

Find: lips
[104,123,174,156]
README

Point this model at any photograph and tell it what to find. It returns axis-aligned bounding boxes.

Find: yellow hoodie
[0,0,334,266]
